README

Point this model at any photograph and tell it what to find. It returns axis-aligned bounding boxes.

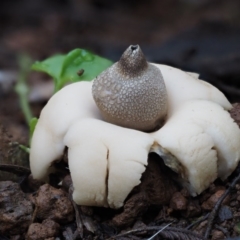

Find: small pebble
[202,190,229,210]
[218,206,233,222]
[34,184,74,223]
[26,219,60,240]
[211,230,225,240]
[170,192,187,211]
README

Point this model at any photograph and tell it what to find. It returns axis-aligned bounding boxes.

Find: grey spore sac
[92,45,167,132]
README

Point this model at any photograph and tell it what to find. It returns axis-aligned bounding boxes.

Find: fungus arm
[64,118,154,208]
[152,63,232,116]
[30,81,101,180]
[151,100,240,195]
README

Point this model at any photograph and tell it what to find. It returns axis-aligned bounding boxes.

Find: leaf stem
[15,54,33,125]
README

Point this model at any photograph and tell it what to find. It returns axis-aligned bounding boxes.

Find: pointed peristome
[117,45,148,77]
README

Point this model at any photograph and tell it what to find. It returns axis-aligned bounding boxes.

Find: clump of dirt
[0,181,33,235]
[33,184,74,223]
[26,219,60,240]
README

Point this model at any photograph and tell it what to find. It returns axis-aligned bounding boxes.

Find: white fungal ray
[29,54,240,209]
[151,100,240,195]
[30,121,65,180]
[64,118,154,208]
[30,81,100,180]
[152,63,232,117]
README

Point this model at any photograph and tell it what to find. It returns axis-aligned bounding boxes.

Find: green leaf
[32,48,113,92]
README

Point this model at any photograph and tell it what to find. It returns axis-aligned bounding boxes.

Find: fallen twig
[0,164,31,176]
[204,169,240,239]
[147,222,172,240]
[107,226,203,240]
[185,213,209,230]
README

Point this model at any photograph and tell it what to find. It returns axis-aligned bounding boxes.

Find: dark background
[1,0,240,65]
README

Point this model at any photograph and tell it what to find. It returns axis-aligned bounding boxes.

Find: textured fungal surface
[92,45,167,131]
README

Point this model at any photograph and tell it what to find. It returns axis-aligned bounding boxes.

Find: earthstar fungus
[92,45,167,132]
[30,45,240,209]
